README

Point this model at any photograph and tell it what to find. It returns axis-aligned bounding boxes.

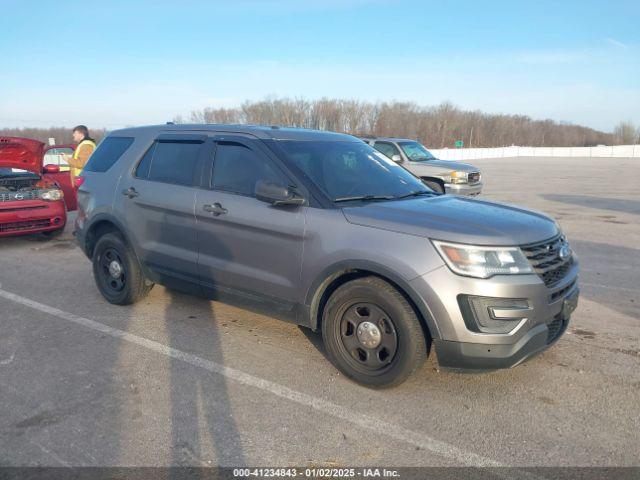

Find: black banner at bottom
[0,467,638,480]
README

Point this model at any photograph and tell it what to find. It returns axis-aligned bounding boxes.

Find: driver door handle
[203,203,228,216]
[122,187,139,198]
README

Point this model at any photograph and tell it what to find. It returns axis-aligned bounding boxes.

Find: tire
[423,179,444,194]
[92,232,153,305]
[321,276,428,388]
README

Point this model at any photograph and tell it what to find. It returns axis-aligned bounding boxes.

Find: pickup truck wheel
[322,276,427,388]
[422,179,444,194]
[92,232,153,305]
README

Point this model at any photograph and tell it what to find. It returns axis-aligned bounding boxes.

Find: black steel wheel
[92,232,153,305]
[322,276,429,388]
[339,302,398,373]
[98,247,127,293]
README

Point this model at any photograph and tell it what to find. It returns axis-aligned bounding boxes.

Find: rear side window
[137,140,203,186]
[84,137,134,172]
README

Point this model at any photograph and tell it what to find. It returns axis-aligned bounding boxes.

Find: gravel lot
[0,156,638,468]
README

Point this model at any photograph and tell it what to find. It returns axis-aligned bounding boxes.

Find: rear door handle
[203,203,227,216]
[122,187,139,199]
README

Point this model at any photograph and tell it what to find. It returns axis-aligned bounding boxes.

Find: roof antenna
[166,121,175,125]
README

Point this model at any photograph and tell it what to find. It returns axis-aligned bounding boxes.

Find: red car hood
[0,137,45,174]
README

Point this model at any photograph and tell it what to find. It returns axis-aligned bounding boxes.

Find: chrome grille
[521,235,573,287]
[468,172,480,184]
[0,190,40,202]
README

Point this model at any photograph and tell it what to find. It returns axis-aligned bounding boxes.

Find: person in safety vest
[67,125,96,177]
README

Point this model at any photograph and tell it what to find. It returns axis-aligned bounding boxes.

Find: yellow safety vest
[71,139,96,176]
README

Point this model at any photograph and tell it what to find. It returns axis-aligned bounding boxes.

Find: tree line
[175,97,638,148]
[0,127,107,146]
[2,98,637,148]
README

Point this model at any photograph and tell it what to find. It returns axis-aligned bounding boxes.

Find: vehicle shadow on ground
[0,234,58,247]
[0,217,76,249]
[541,194,640,215]
[298,325,327,357]
[569,239,640,320]
[164,289,246,468]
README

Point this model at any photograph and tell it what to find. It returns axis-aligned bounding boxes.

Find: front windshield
[399,141,436,162]
[277,140,431,202]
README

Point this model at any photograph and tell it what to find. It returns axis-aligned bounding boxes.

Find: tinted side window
[212,143,283,197]
[147,141,202,186]
[373,141,401,158]
[135,143,156,179]
[84,137,134,172]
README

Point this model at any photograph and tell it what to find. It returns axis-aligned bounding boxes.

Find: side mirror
[391,154,403,163]
[255,179,304,206]
[43,164,60,173]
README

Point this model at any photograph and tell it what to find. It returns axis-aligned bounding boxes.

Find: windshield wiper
[334,194,396,203]
[395,190,435,199]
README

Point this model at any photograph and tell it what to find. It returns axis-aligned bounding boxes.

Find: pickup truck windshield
[399,141,436,162]
[278,140,430,202]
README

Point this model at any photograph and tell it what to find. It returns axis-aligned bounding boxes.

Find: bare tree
[613,121,639,144]
[0,127,106,145]
[182,97,617,148]
[7,98,622,149]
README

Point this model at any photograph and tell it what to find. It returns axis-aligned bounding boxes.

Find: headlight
[432,240,533,278]
[450,171,468,184]
[40,189,64,201]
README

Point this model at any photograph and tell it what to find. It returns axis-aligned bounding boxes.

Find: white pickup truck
[361,137,483,195]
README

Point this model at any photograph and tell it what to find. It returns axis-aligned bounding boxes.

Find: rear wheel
[92,232,153,305]
[322,276,428,388]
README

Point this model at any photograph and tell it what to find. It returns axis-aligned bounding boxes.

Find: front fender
[304,259,441,339]
[78,212,133,257]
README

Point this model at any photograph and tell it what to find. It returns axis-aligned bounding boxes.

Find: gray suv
[75,125,579,388]
[361,137,483,195]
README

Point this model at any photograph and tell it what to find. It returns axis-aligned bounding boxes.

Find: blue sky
[1,0,638,131]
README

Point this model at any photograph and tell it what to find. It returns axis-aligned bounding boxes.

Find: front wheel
[322,276,428,388]
[92,232,153,305]
[422,179,445,194]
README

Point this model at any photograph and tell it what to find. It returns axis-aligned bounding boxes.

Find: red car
[0,137,77,238]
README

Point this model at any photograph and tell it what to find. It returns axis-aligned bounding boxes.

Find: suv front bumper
[433,299,574,369]
[444,182,482,196]
[409,259,579,370]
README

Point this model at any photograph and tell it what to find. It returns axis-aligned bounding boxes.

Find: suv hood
[411,159,477,172]
[0,137,45,174]
[342,195,558,246]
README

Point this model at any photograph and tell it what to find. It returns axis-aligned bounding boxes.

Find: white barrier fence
[429,144,640,160]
